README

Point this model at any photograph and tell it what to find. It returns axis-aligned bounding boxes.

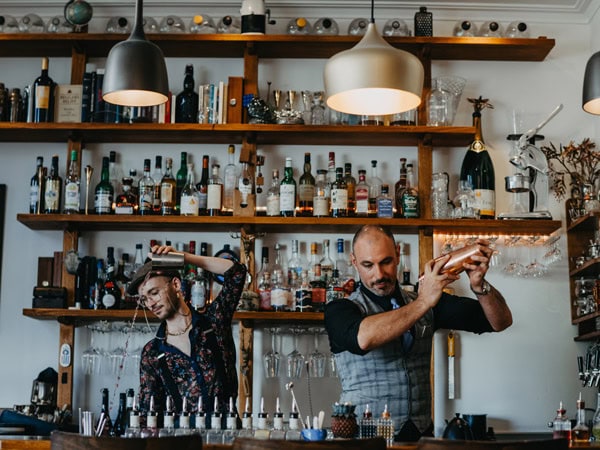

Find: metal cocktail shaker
[151,252,185,271]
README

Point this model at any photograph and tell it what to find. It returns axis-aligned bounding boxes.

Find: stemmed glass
[502,236,525,277]
[287,327,305,379]
[524,235,548,277]
[263,327,281,378]
[308,328,326,378]
[81,321,109,376]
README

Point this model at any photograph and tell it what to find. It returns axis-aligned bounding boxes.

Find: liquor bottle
[459,97,495,219]
[313,169,329,217]
[92,259,105,309]
[359,404,376,438]
[191,267,207,311]
[237,161,254,209]
[207,164,223,216]
[355,169,369,217]
[176,151,188,212]
[160,157,177,215]
[399,244,415,293]
[223,144,237,214]
[376,184,394,218]
[141,395,159,438]
[320,239,334,283]
[402,164,420,218]
[280,157,297,217]
[138,158,155,215]
[326,268,345,303]
[180,163,199,216]
[109,151,123,199]
[124,393,141,438]
[196,155,210,214]
[298,152,315,216]
[159,396,176,437]
[394,158,408,217]
[331,167,348,217]
[176,397,192,436]
[101,247,121,309]
[308,242,326,312]
[344,163,356,216]
[115,176,137,215]
[257,247,271,311]
[376,404,395,446]
[369,160,383,217]
[111,392,127,437]
[175,65,199,123]
[287,239,305,285]
[572,393,590,444]
[294,270,312,312]
[94,156,114,215]
[266,169,281,217]
[552,402,571,440]
[335,238,349,281]
[33,57,55,123]
[44,154,62,214]
[327,151,336,185]
[271,269,290,311]
[30,156,45,214]
[270,397,286,439]
[152,155,163,214]
[271,243,285,280]
[98,388,113,437]
[64,150,80,214]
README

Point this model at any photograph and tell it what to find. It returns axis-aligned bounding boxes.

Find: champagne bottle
[64,149,80,214]
[280,157,296,217]
[30,156,44,214]
[297,152,315,216]
[94,156,113,215]
[175,65,199,123]
[44,154,62,214]
[101,246,121,309]
[33,57,54,123]
[160,157,176,215]
[459,96,495,219]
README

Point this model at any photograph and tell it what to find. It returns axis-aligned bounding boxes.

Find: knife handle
[448,331,455,357]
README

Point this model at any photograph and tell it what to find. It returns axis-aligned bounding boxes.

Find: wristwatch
[471,280,491,296]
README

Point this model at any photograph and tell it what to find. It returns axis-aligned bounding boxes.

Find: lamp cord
[370,0,375,23]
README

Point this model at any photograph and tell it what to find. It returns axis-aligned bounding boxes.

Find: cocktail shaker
[151,252,185,271]
[434,244,482,275]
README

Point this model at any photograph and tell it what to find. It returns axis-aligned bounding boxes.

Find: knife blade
[448,330,455,399]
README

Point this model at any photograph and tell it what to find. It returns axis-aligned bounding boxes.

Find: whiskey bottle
[309,242,326,312]
[94,156,113,215]
[180,163,199,216]
[175,151,188,213]
[401,163,420,218]
[63,149,80,214]
[151,155,163,214]
[44,154,62,214]
[377,184,394,218]
[207,164,223,216]
[160,157,177,215]
[355,169,369,217]
[344,163,356,216]
[30,156,45,214]
[138,159,155,215]
[115,176,137,215]
[313,169,330,217]
[223,144,237,214]
[330,167,348,217]
[297,152,315,216]
[394,158,408,217]
[196,155,210,215]
[175,65,199,123]
[266,169,281,217]
[33,57,55,123]
[280,157,297,217]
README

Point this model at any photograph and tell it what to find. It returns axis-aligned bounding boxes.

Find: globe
[64,0,93,27]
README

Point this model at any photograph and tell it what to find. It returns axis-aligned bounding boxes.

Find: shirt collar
[359,282,404,310]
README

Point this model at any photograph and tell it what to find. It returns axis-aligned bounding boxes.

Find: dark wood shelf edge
[572,310,600,325]
[575,330,600,341]
[569,258,600,277]
[567,212,599,232]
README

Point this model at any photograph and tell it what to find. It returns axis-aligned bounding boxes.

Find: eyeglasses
[136,278,174,308]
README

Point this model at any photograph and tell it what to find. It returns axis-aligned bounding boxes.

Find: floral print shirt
[139,261,246,421]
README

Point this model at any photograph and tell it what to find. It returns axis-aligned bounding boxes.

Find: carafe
[348,18,368,36]
[314,17,339,35]
[382,19,410,36]
[426,78,451,126]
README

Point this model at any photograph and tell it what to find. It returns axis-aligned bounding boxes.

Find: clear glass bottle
[287,17,312,35]
[331,167,348,217]
[348,18,368,36]
[206,398,223,444]
[453,20,476,37]
[180,163,199,216]
[382,19,409,36]
[238,398,254,438]
[64,149,80,214]
[94,156,113,215]
[207,164,223,216]
[313,169,330,217]
[376,404,395,446]
[285,405,302,440]
[176,397,192,436]
[279,157,296,217]
[190,14,216,34]
[298,152,315,216]
[47,16,73,33]
[344,163,356,216]
[359,404,376,438]
[366,160,382,217]
[295,269,313,312]
[309,242,326,311]
[326,269,345,303]
[552,402,571,440]
[320,239,334,283]
[335,238,349,279]
[108,150,123,201]
[270,398,286,439]
[151,155,163,214]
[287,239,305,285]
[314,17,339,35]
[505,21,529,38]
[310,91,326,125]
[138,158,155,215]
[478,21,503,37]
[190,267,207,311]
[426,78,451,126]
[377,184,394,218]
[223,144,237,214]
[431,172,450,219]
[194,397,207,437]
[266,169,281,217]
[238,161,254,209]
[223,397,238,444]
[402,163,420,218]
[143,17,159,33]
[0,15,19,33]
[159,15,186,33]
[258,270,272,311]
[271,269,290,311]
[124,394,141,438]
[254,397,270,439]
[160,157,177,215]
[106,17,131,34]
[217,15,241,34]
[159,396,176,437]
[327,151,336,185]
[572,393,590,444]
[19,14,45,33]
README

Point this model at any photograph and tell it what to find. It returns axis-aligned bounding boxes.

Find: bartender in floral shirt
[127,244,246,428]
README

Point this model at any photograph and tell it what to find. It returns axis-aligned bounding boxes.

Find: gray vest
[334,287,434,433]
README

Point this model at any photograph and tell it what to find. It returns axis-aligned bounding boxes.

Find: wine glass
[524,235,548,278]
[263,327,281,378]
[502,236,525,277]
[308,328,326,378]
[287,327,305,379]
[81,322,107,376]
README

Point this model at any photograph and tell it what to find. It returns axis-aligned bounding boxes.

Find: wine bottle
[98,388,113,436]
[223,144,237,214]
[111,392,127,437]
[160,157,176,215]
[30,156,44,214]
[266,169,281,217]
[280,157,296,217]
[331,167,348,217]
[459,97,495,219]
[44,154,62,214]
[33,57,55,123]
[196,155,209,215]
[101,246,121,309]
[297,152,315,216]
[63,149,80,214]
[175,65,199,123]
[94,156,114,215]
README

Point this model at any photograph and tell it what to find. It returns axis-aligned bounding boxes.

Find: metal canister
[150,251,185,271]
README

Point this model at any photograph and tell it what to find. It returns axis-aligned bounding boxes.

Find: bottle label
[295,288,312,309]
[270,287,289,309]
[161,184,173,203]
[191,281,206,309]
[30,185,39,211]
[64,182,80,211]
[180,194,199,215]
[266,194,280,216]
[207,184,222,210]
[102,292,116,308]
[377,197,394,218]
[331,188,348,210]
[473,189,495,217]
[197,191,208,210]
[35,85,50,109]
[45,180,61,212]
[280,184,296,212]
[402,193,420,218]
[95,192,112,213]
[313,196,329,216]
[355,187,369,215]
[258,288,271,310]
[139,188,153,212]
[298,184,315,202]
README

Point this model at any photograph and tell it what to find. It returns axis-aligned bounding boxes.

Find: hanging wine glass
[263,327,281,378]
[287,327,305,379]
[81,322,104,375]
[308,328,326,378]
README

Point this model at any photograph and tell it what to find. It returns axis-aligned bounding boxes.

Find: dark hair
[351,224,396,253]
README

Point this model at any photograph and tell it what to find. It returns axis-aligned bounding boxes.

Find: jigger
[84,165,93,214]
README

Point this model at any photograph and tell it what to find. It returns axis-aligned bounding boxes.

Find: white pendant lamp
[324,1,424,116]
[102,0,169,107]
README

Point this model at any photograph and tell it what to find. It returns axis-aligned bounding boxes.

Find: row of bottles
[452,20,530,38]
[0,14,72,33]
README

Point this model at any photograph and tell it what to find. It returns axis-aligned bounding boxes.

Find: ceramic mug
[301,428,327,441]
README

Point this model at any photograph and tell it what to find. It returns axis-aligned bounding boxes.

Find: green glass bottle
[94,156,113,214]
[280,157,296,217]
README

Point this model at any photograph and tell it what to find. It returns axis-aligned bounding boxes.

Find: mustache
[373,277,393,285]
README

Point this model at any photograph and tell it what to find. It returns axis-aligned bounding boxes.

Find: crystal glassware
[314,17,339,35]
[0,15,20,33]
[47,16,73,33]
[143,17,159,33]
[308,328,326,378]
[263,327,281,378]
[348,18,368,36]
[159,15,185,33]
[106,17,131,33]
[19,14,45,32]
[287,328,305,379]
[382,19,409,36]
[189,14,216,34]
[435,76,466,125]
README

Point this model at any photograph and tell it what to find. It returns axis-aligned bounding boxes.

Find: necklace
[166,320,192,336]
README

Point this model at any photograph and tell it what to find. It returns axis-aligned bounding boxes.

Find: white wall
[0,0,598,436]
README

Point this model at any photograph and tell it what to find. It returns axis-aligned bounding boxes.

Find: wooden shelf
[570,258,600,277]
[22,308,324,325]
[0,33,554,61]
[567,212,599,232]
[0,123,475,146]
[17,213,562,235]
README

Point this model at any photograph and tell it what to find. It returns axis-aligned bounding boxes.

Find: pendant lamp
[323,0,424,116]
[102,0,169,107]
[583,50,600,114]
